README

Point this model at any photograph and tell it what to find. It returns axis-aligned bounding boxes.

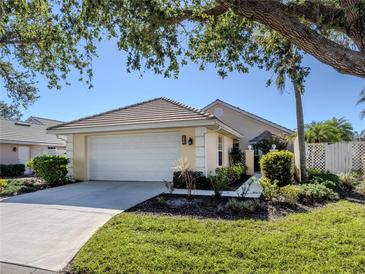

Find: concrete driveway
[0,181,165,272]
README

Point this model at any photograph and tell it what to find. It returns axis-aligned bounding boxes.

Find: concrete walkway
[169,173,263,198]
[0,181,165,272]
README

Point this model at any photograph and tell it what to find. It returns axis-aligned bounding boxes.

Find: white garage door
[88,132,180,181]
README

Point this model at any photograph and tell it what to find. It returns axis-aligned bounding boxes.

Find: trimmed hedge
[173,171,210,190]
[27,155,69,186]
[259,150,294,187]
[0,164,25,177]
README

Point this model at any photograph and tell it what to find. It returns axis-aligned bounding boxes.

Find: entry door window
[218,136,223,166]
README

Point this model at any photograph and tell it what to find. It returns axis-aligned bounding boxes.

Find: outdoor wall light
[188,137,193,145]
[182,135,187,145]
[12,147,17,152]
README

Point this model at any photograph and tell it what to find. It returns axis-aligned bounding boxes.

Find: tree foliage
[305,117,354,143]
[1,0,364,116]
[256,135,289,154]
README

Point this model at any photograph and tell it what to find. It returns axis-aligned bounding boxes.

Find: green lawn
[72,201,365,274]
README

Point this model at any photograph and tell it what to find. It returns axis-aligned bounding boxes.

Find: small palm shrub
[259,150,294,187]
[209,175,227,198]
[175,158,195,197]
[338,172,359,190]
[216,163,247,186]
[27,155,69,186]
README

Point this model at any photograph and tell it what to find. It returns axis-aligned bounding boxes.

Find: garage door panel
[88,132,180,181]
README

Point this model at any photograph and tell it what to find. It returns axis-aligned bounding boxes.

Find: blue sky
[20,40,364,132]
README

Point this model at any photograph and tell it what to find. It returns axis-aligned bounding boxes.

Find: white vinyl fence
[304,141,365,174]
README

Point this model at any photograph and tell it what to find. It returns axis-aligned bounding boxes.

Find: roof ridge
[27,116,64,123]
[161,97,214,118]
[203,99,293,133]
[48,97,164,130]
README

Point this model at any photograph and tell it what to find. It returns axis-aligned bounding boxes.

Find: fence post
[245,146,254,175]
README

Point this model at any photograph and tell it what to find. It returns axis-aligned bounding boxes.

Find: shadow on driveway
[0,181,165,272]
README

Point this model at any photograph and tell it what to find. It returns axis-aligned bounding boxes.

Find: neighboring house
[202,99,293,150]
[0,117,66,170]
[48,98,242,181]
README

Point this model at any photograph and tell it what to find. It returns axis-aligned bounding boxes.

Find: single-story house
[48,97,292,182]
[0,117,66,170]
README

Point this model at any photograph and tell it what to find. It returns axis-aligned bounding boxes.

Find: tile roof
[26,116,64,127]
[0,119,66,146]
[49,97,215,130]
[202,99,294,134]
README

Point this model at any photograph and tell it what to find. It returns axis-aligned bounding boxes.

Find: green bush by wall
[259,150,294,187]
[27,155,69,186]
[0,164,25,177]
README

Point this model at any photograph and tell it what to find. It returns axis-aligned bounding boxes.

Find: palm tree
[304,122,341,143]
[357,88,365,119]
[274,46,308,182]
[327,117,353,141]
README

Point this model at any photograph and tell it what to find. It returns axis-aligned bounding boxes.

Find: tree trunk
[294,84,307,182]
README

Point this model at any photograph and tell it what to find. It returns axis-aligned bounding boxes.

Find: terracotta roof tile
[49,97,215,130]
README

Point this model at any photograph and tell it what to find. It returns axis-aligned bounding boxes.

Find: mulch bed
[126,193,324,220]
[175,174,252,191]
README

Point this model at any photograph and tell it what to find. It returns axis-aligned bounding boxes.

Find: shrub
[279,185,302,204]
[306,170,341,190]
[27,155,69,186]
[308,170,340,185]
[0,179,8,187]
[259,150,294,187]
[173,171,209,190]
[0,179,36,196]
[155,196,167,206]
[338,172,359,190]
[355,180,365,194]
[0,164,25,177]
[225,198,262,213]
[255,136,288,154]
[209,175,227,198]
[229,146,245,165]
[298,184,339,204]
[259,177,279,200]
[216,163,247,186]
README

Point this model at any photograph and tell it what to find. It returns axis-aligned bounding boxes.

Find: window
[218,136,223,166]
[48,146,57,156]
[233,140,240,149]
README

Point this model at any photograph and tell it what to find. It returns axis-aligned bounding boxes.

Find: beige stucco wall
[205,104,290,150]
[206,130,233,175]
[0,144,19,164]
[70,127,234,180]
[71,127,198,180]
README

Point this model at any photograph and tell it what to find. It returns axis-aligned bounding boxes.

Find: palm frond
[356,88,365,105]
